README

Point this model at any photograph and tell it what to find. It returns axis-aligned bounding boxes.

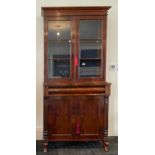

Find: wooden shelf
[48,40,71,43]
[80,58,101,60]
[48,58,70,61]
[80,39,102,40]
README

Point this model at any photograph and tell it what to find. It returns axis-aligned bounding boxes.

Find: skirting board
[36,128,43,140]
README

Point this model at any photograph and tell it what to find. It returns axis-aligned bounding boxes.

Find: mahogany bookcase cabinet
[41,7,111,152]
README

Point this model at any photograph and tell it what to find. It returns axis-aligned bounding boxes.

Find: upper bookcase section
[41,6,111,17]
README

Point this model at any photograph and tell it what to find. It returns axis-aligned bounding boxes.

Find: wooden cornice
[41,6,111,17]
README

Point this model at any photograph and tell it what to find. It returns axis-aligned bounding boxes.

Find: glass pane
[80,40,102,59]
[48,60,70,78]
[79,20,102,78]
[80,20,102,39]
[80,60,101,77]
[48,21,71,78]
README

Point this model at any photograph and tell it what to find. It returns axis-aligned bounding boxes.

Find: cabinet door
[77,17,106,80]
[47,95,104,138]
[47,96,74,136]
[45,17,106,82]
[78,96,102,136]
[46,19,73,80]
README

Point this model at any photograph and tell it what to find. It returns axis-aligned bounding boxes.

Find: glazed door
[45,16,106,82]
[46,18,74,81]
[76,17,106,81]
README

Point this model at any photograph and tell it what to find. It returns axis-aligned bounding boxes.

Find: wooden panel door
[47,96,74,138]
[77,95,104,138]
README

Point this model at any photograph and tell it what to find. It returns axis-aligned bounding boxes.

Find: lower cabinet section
[44,95,109,147]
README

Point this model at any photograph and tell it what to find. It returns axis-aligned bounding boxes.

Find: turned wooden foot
[43,141,48,152]
[103,141,109,152]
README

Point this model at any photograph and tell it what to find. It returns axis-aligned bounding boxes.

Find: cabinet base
[43,141,48,152]
[43,139,109,152]
[103,141,109,152]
